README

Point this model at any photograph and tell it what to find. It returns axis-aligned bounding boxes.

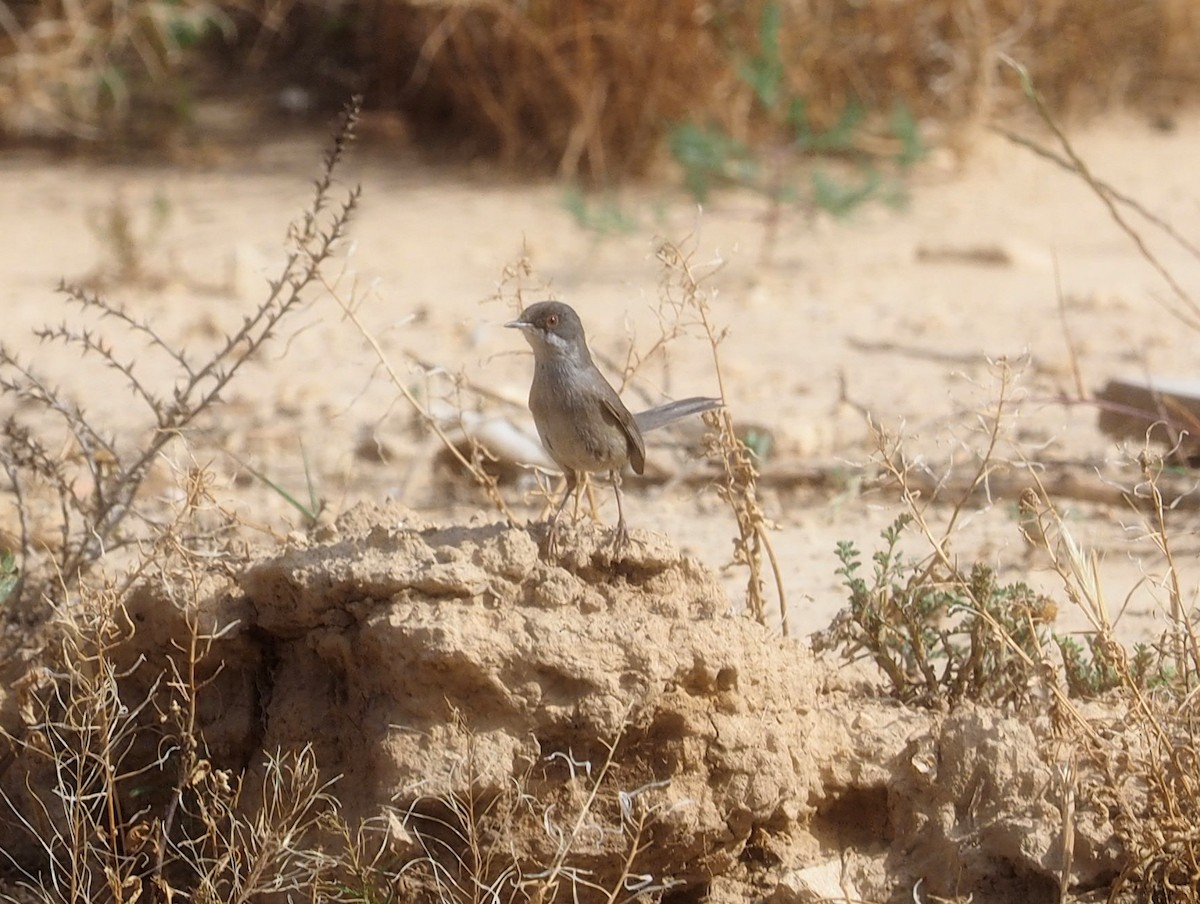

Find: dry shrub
[847,360,1200,898]
[4,1,1197,164]
[770,0,1191,124]
[0,100,369,902]
[0,576,361,903]
[374,0,738,179]
[0,97,360,655]
[0,0,229,140]
[366,0,1200,180]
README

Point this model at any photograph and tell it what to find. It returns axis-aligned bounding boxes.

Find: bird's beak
[505,318,529,330]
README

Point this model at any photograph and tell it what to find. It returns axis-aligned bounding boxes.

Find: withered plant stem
[655,238,787,633]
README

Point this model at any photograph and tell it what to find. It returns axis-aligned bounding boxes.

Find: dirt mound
[0,502,1117,901]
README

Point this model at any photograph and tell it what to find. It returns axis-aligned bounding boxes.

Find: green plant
[668,1,925,242]
[230,441,325,526]
[561,186,637,235]
[810,167,883,217]
[0,549,17,605]
[85,191,173,288]
[890,102,925,169]
[1055,635,1177,697]
[667,123,757,204]
[817,514,1056,706]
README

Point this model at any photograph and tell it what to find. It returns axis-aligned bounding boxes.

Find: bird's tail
[633,396,724,433]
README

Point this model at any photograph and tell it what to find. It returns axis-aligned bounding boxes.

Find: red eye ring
[546,314,559,328]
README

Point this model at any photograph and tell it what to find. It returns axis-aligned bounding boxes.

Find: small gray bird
[506,300,721,552]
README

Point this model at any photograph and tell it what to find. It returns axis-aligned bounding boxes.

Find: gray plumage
[506,300,722,551]
[634,396,723,433]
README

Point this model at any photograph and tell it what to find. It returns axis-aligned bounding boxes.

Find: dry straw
[3,1,1196,163]
[0,0,229,139]
[381,0,1200,180]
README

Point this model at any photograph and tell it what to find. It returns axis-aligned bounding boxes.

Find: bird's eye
[546,314,559,328]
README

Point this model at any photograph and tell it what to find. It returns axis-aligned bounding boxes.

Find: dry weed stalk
[314,805,414,903]
[1131,451,1200,685]
[654,238,786,632]
[0,96,362,618]
[168,745,342,903]
[0,557,389,903]
[322,263,516,521]
[872,361,1200,897]
[998,55,1200,332]
[395,713,684,904]
[0,591,168,903]
[394,721,528,902]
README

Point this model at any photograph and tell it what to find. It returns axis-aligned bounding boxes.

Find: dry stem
[655,237,787,633]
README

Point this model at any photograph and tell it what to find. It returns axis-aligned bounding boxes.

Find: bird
[506,300,722,552]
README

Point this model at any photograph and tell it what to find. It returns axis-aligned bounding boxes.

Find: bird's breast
[529,360,631,473]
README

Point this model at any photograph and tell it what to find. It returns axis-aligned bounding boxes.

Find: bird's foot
[609,521,631,557]
[543,519,563,558]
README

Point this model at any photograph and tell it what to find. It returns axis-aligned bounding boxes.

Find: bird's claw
[610,521,630,556]
[543,517,562,558]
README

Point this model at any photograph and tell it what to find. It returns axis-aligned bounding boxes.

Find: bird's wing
[601,397,646,475]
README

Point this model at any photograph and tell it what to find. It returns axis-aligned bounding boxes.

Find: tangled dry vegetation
[1,87,1200,903]
[3,0,1200,173]
[380,0,1200,179]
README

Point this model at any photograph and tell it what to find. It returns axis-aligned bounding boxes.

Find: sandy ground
[2,110,1198,640]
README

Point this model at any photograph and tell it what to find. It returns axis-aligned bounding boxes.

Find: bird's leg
[572,473,590,521]
[546,470,577,554]
[610,470,630,553]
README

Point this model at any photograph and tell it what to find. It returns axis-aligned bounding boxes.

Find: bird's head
[506,301,589,362]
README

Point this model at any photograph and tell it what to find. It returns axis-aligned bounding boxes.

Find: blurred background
[2,0,1197,175]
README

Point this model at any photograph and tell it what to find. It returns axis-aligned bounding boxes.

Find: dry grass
[811,79,1200,891]
[0,0,230,140]
[391,712,684,904]
[378,0,733,179]
[374,0,1200,180]
[815,348,1200,898]
[5,1,1199,172]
